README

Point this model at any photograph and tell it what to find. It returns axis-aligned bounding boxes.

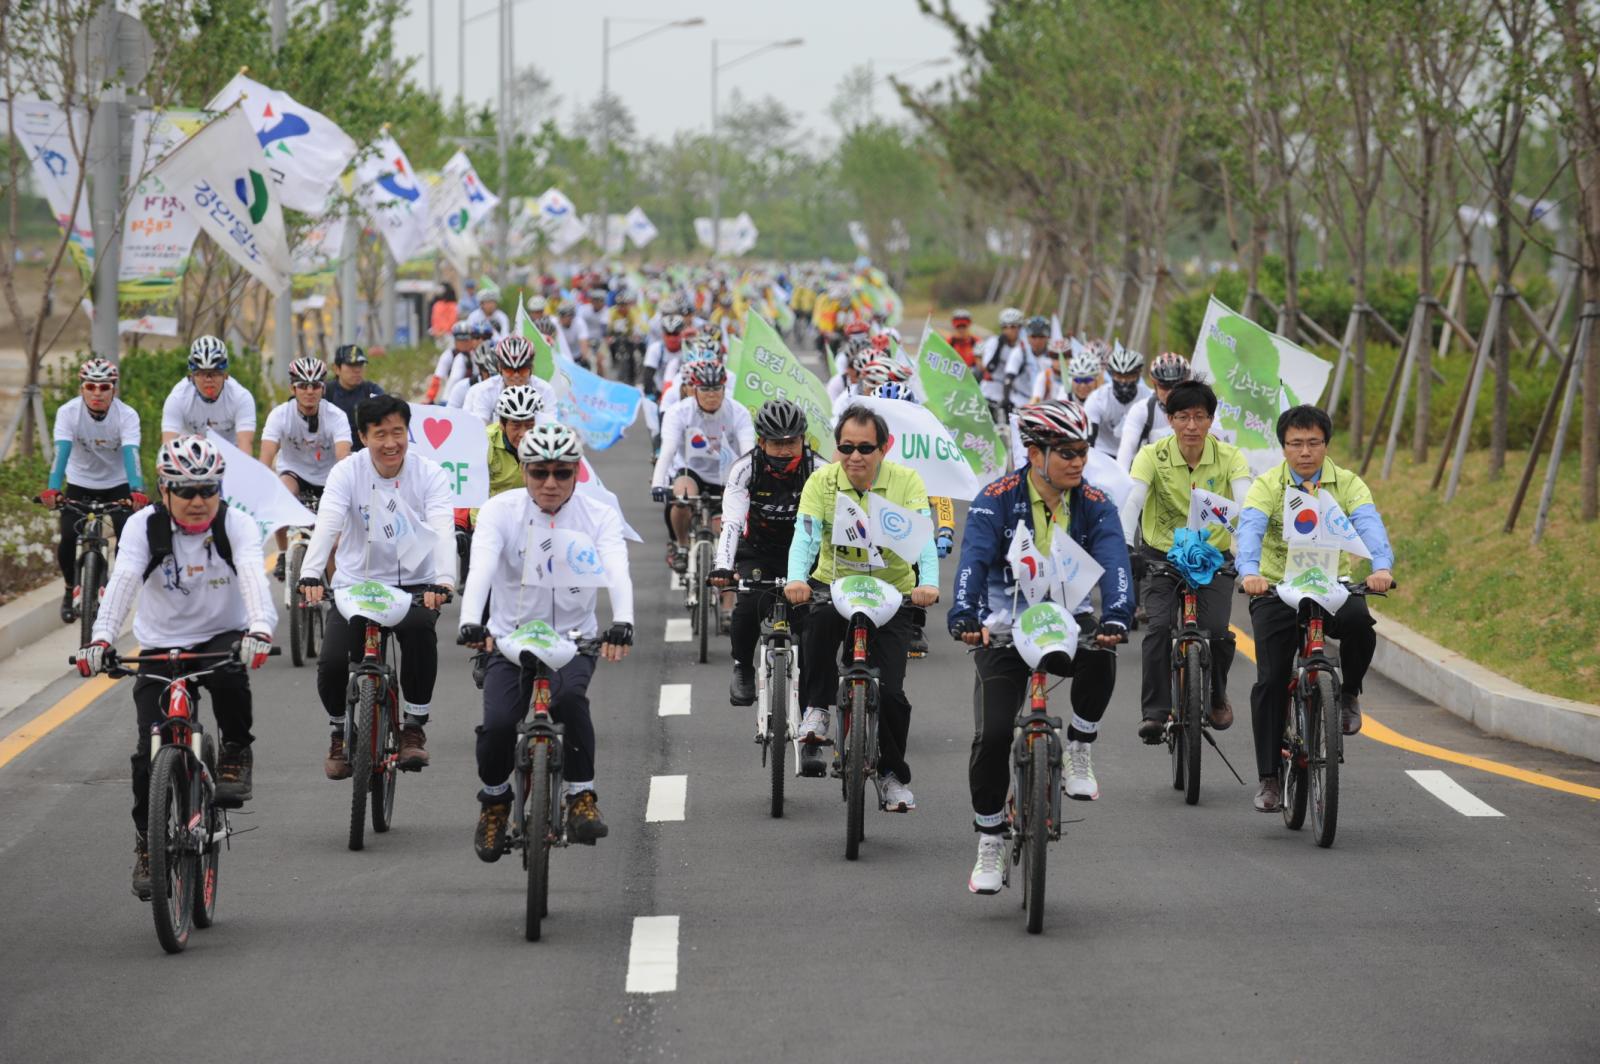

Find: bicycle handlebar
[71,644,282,675]
[36,495,132,513]
[1237,579,1396,597]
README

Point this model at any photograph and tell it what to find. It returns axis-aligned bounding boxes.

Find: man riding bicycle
[464,335,556,425]
[1235,404,1395,813]
[978,308,1025,422]
[1119,380,1252,742]
[784,405,940,813]
[258,357,353,580]
[1084,345,1151,459]
[650,359,754,573]
[459,423,634,858]
[298,395,457,777]
[43,357,147,622]
[1116,351,1194,471]
[426,321,479,404]
[160,335,256,451]
[77,435,275,899]
[949,400,1131,893]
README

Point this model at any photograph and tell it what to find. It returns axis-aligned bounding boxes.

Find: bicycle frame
[344,621,402,773]
[510,657,569,853]
[1285,599,1344,768]
[1011,671,1065,849]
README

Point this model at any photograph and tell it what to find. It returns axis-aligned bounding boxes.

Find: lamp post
[710,36,802,258]
[599,16,704,256]
[864,56,952,122]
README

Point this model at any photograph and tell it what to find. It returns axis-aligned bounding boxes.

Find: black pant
[129,631,251,831]
[801,579,916,784]
[969,635,1116,826]
[316,594,440,723]
[1247,593,1376,779]
[58,483,131,586]
[1138,547,1237,720]
[729,553,787,668]
[476,653,597,802]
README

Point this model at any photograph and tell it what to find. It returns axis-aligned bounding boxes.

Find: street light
[711,36,803,257]
[865,56,952,122]
[599,16,705,254]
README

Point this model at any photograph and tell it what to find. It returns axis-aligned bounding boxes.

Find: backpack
[1138,392,1161,446]
[983,337,1012,378]
[142,502,236,582]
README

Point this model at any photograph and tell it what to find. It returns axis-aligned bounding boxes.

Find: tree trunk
[1414,124,1436,462]
[1491,183,1513,478]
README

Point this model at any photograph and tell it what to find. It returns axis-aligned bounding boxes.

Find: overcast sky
[393,0,991,142]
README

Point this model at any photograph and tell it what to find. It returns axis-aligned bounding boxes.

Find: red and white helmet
[156,434,226,486]
[689,360,727,389]
[79,358,119,384]
[496,335,534,370]
[1017,399,1092,448]
[289,357,328,385]
[1150,351,1191,385]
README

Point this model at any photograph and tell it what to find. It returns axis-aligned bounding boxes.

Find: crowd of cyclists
[44,261,1395,907]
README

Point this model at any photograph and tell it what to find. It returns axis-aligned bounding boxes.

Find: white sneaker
[968,834,1005,894]
[881,774,916,812]
[1064,740,1099,801]
[797,708,830,742]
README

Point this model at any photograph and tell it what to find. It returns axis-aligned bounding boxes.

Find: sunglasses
[836,442,881,456]
[168,484,221,499]
[1070,376,1097,385]
[1052,445,1091,461]
[525,466,576,482]
[293,381,324,390]
[83,382,114,393]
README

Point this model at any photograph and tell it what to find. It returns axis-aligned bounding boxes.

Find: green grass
[364,343,439,400]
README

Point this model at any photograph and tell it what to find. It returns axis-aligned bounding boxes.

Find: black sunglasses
[835,442,881,456]
[168,484,221,499]
[1052,445,1091,461]
[526,466,576,482]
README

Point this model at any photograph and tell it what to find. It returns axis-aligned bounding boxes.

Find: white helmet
[517,422,584,464]
[998,308,1025,329]
[1107,343,1144,375]
[156,434,226,486]
[188,335,229,371]
[495,384,545,422]
[1067,349,1101,379]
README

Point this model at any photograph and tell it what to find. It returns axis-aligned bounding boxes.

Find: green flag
[916,328,1006,481]
[515,294,559,383]
[729,309,832,453]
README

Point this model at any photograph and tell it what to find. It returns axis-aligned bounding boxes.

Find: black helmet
[1025,315,1051,337]
[754,398,807,440]
[333,344,368,366]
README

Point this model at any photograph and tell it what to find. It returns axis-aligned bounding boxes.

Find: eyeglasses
[82,382,114,393]
[525,466,575,482]
[1284,438,1327,451]
[168,484,221,500]
[292,381,324,391]
[1170,412,1211,427]
[1052,445,1090,461]
[836,442,881,456]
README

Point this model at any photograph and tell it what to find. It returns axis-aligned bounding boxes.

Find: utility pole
[710,37,803,258]
[496,0,509,280]
[271,0,293,375]
[428,0,436,95]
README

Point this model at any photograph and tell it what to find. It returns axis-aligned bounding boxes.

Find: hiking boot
[1341,693,1363,736]
[729,663,756,706]
[566,789,609,844]
[1253,776,1282,813]
[272,553,287,581]
[214,742,253,806]
[1138,716,1167,744]
[907,627,929,659]
[131,832,152,900]
[324,732,352,780]
[398,725,430,770]
[474,802,511,863]
[1209,696,1235,731]
[60,586,75,624]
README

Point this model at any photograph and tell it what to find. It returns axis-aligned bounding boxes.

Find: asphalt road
[3,396,1599,1063]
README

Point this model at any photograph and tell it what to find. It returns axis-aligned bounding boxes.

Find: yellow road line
[0,675,121,771]
[1229,625,1600,802]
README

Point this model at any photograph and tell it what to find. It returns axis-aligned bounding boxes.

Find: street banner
[120,109,206,329]
[555,355,643,452]
[424,168,479,276]
[207,73,357,215]
[291,212,347,289]
[537,188,587,253]
[847,221,870,253]
[404,403,490,506]
[10,99,94,281]
[728,310,832,454]
[851,395,981,500]
[355,133,430,263]
[445,150,498,225]
[915,328,1005,482]
[693,214,758,256]
[206,431,315,541]
[624,206,658,248]
[149,107,292,291]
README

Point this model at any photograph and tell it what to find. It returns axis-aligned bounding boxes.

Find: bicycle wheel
[1023,736,1051,935]
[148,746,196,953]
[695,541,714,663]
[526,741,552,942]
[1282,697,1309,831]
[1310,672,1340,848]
[348,677,376,851]
[78,550,103,647]
[1182,642,1204,806]
[307,602,322,658]
[845,683,867,861]
[193,735,221,929]
[768,648,789,819]
[288,543,307,667]
[371,683,400,833]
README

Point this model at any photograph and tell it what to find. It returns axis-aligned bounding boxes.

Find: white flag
[832,493,886,568]
[206,431,315,542]
[445,150,499,225]
[1318,493,1372,559]
[852,395,981,500]
[356,133,431,263]
[206,73,357,215]
[522,526,609,588]
[847,220,870,253]
[11,100,95,272]
[1049,525,1105,614]
[1188,488,1239,532]
[1283,486,1321,545]
[372,487,438,571]
[625,206,658,248]
[537,187,587,253]
[1005,520,1054,606]
[150,108,293,291]
[869,492,934,565]
[1278,545,1349,614]
[292,212,348,276]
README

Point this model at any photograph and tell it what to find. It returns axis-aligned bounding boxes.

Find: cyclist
[258,357,353,579]
[459,423,634,856]
[160,335,256,451]
[297,395,457,778]
[425,321,478,404]
[1029,338,1073,403]
[1116,351,1194,471]
[784,404,940,812]
[464,283,509,340]
[464,335,556,425]
[556,299,593,366]
[76,435,275,899]
[1119,380,1252,742]
[947,400,1130,893]
[641,314,687,401]
[43,358,146,622]
[650,360,754,572]
[978,308,1025,422]
[707,399,824,707]
[1065,344,1102,403]
[325,345,385,438]
[445,343,494,409]
[1084,344,1151,458]
[1001,315,1050,412]
[1236,404,1395,813]
[945,309,979,368]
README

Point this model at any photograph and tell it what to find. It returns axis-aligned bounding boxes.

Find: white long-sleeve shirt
[160,378,257,439]
[977,336,1022,403]
[1002,344,1044,409]
[300,449,457,590]
[460,488,633,641]
[1084,380,1154,457]
[651,396,755,489]
[433,348,472,395]
[463,375,558,425]
[94,506,276,648]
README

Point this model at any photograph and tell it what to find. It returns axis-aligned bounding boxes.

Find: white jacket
[650,395,754,489]
[301,449,457,590]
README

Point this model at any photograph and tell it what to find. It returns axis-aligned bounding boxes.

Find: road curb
[0,582,69,662]
[1371,611,1600,763]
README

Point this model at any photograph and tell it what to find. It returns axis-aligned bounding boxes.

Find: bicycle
[812,577,926,861]
[72,643,279,953]
[284,492,325,668]
[329,581,450,852]
[40,495,129,645]
[670,493,723,664]
[1146,561,1245,806]
[469,621,604,942]
[1243,579,1392,848]
[738,574,810,818]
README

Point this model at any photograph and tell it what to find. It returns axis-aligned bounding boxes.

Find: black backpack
[983,337,1012,378]
[1139,392,1161,446]
[142,502,236,582]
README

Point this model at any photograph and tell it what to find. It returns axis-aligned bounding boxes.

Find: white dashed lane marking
[625,916,680,993]
[664,618,691,642]
[658,684,691,716]
[645,775,688,822]
[1406,769,1505,817]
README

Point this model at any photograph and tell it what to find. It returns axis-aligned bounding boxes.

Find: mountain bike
[739,575,807,818]
[41,495,128,645]
[670,493,722,664]
[74,644,279,953]
[331,581,450,852]
[284,492,324,668]
[1147,561,1244,806]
